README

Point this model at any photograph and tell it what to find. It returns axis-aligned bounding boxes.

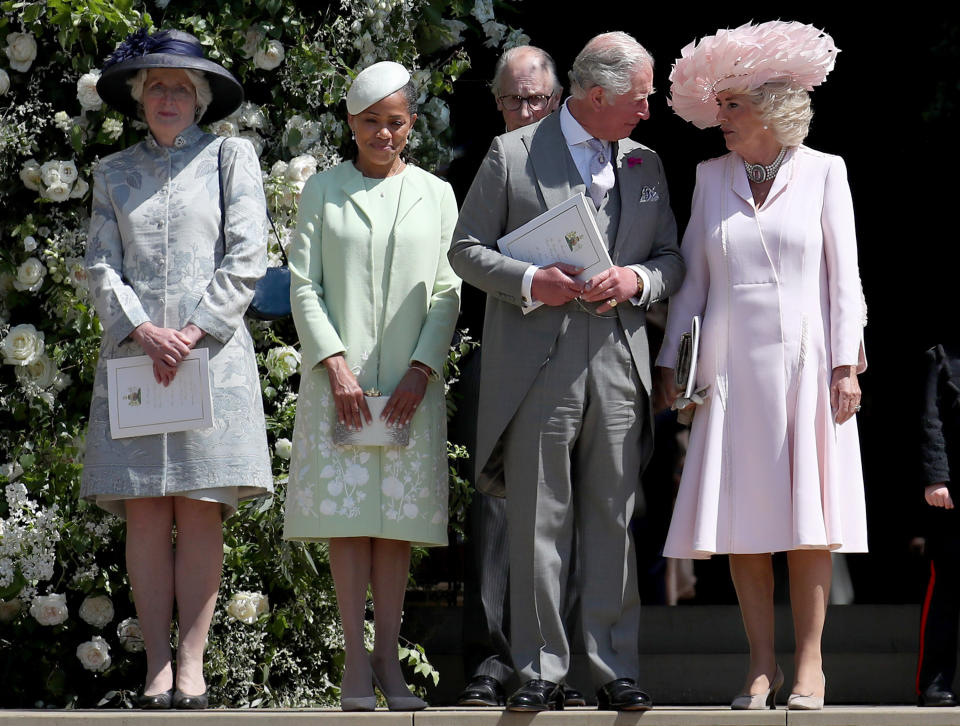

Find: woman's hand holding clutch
[382,362,431,427]
[323,354,373,431]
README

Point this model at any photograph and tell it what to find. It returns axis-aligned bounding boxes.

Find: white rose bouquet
[12,257,47,293]
[4,32,37,73]
[253,39,285,70]
[76,70,103,111]
[265,345,301,381]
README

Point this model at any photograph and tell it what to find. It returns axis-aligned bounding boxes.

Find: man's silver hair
[128,67,213,121]
[568,31,653,101]
[491,45,562,98]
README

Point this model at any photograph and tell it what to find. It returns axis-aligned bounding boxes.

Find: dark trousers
[917,506,960,693]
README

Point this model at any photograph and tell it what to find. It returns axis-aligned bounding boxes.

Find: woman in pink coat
[657,22,867,710]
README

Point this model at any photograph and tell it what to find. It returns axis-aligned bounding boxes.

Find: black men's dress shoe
[563,685,587,707]
[172,689,209,709]
[506,679,564,712]
[456,675,506,706]
[137,689,173,709]
[596,678,653,711]
[919,679,958,707]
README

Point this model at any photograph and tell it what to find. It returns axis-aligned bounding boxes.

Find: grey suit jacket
[449,112,684,495]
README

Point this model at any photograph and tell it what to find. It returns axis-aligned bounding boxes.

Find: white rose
[20,159,41,190]
[76,71,103,111]
[253,39,285,71]
[29,593,68,626]
[39,160,60,187]
[117,617,145,652]
[23,236,37,252]
[0,599,21,622]
[226,591,269,625]
[286,154,317,184]
[269,160,288,179]
[13,257,47,293]
[0,68,10,95]
[65,257,89,290]
[238,101,268,130]
[44,181,72,203]
[78,595,114,628]
[58,160,78,184]
[69,178,89,199]
[242,27,264,58]
[274,438,292,460]
[1,323,45,366]
[76,636,111,672]
[5,32,38,73]
[265,345,301,380]
[15,353,56,388]
[211,118,239,137]
[102,117,123,140]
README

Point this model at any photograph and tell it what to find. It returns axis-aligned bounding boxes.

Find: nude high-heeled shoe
[731,665,784,710]
[787,672,826,710]
[372,671,427,711]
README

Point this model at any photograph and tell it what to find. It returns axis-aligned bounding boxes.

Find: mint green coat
[283,162,460,546]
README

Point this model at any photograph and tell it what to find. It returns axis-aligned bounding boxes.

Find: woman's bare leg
[729,553,778,695]
[172,497,223,696]
[329,537,374,696]
[126,498,175,696]
[787,549,831,699]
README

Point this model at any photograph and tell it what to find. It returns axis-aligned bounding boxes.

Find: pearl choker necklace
[743,147,786,184]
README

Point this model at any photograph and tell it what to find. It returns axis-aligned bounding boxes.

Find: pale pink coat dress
[657,146,868,559]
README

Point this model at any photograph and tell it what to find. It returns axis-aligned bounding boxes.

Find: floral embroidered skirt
[283,367,449,546]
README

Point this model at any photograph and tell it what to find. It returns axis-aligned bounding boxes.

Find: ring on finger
[607,298,618,308]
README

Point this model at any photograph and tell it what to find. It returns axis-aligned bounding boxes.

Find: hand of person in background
[323,353,372,431]
[925,483,954,509]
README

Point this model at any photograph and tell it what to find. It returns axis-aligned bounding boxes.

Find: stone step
[2,707,959,726]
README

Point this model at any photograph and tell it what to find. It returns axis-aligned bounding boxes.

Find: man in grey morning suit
[449,31,685,712]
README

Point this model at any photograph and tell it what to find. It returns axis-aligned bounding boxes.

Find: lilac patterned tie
[586,138,615,208]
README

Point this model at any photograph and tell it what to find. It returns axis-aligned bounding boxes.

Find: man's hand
[581,266,639,313]
[530,263,584,306]
[926,483,954,509]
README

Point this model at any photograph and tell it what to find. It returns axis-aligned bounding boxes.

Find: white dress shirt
[520,100,651,306]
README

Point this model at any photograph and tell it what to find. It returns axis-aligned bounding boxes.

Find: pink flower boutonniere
[627,156,643,168]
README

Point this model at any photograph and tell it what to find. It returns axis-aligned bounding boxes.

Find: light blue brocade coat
[81,126,273,515]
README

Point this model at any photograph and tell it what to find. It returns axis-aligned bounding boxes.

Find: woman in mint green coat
[284,62,460,711]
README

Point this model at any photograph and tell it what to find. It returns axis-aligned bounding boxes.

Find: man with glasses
[456,43,587,711]
[450,32,684,712]
[493,45,561,132]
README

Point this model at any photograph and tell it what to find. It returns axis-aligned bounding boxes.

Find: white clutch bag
[332,395,411,447]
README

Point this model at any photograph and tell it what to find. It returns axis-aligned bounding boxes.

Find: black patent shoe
[596,678,653,711]
[172,689,209,709]
[456,675,506,707]
[919,676,958,707]
[563,685,587,707]
[506,679,564,712]
[137,688,173,709]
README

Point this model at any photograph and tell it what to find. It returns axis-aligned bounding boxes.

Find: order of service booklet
[496,192,613,314]
[107,349,214,439]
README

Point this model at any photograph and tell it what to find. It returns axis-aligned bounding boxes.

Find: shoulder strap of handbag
[217,138,287,265]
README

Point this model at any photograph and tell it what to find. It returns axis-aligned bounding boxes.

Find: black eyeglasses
[498,94,552,112]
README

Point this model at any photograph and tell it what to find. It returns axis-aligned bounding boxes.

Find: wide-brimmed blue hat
[97,29,243,124]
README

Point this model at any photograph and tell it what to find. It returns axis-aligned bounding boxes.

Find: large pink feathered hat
[668,20,839,129]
